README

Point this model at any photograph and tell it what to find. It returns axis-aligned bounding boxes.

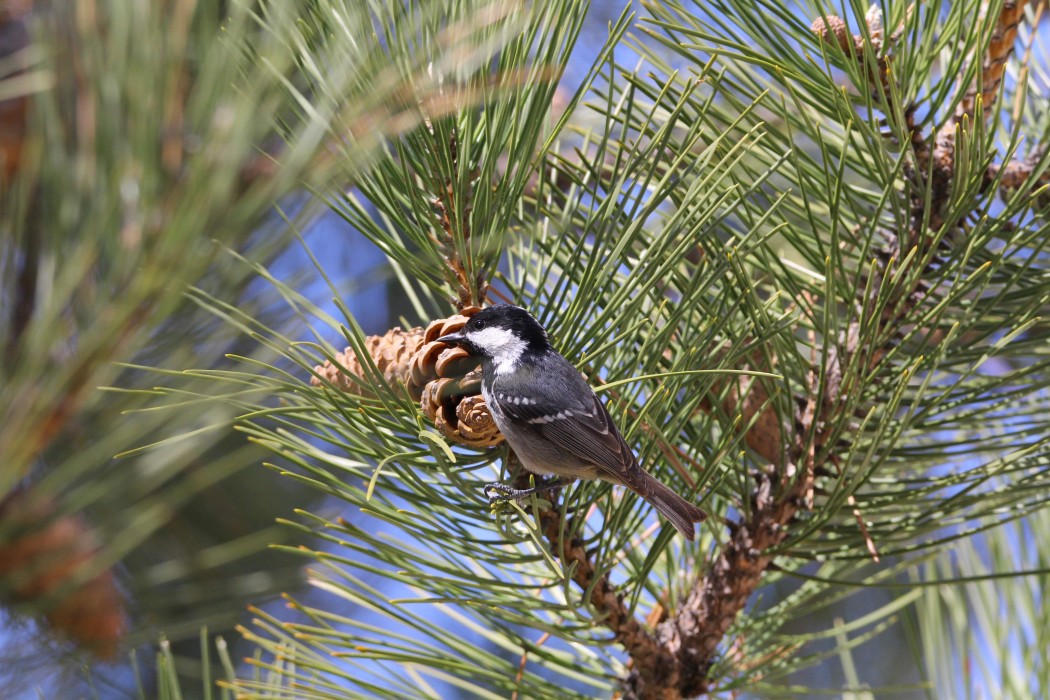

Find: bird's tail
[622,467,707,540]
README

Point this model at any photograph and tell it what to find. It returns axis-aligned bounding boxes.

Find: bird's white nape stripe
[468,326,528,375]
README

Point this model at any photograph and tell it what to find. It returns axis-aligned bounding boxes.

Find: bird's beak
[436,331,465,346]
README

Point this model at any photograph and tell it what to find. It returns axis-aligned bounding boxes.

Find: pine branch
[619,2,1046,696]
[932,0,1039,226]
[535,493,675,681]
[427,126,488,309]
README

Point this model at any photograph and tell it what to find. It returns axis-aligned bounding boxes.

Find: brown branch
[647,466,804,697]
[428,125,486,310]
[504,464,671,685]
[931,0,1033,228]
[540,505,676,683]
[957,0,1029,124]
[623,344,810,697]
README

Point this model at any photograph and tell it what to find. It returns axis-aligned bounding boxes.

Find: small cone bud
[811,15,852,52]
[865,4,883,37]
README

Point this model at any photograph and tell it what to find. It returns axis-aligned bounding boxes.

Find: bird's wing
[496,386,638,478]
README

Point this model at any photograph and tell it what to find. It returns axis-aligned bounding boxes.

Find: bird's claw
[485,482,517,507]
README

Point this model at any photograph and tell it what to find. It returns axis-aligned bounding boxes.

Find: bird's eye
[473,320,486,330]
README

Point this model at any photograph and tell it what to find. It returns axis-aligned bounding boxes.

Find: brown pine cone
[312,326,427,396]
[0,491,126,660]
[420,370,503,448]
[810,14,851,52]
[313,307,502,447]
[407,306,481,394]
[455,394,502,446]
[421,377,459,439]
[312,307,481,400]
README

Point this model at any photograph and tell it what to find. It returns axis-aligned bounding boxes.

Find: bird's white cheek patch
[469,327,527,375]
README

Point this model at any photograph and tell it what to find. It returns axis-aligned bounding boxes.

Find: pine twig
[504,466,673,688]
[429,126,487,310]
[931,0,1035,228]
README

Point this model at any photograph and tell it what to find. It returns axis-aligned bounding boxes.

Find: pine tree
[5,0,1050,698]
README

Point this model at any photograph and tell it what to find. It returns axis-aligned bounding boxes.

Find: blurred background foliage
[0,0,510,694]
[2,0,1050,698]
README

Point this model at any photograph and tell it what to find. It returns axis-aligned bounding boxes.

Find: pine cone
[0,491,126,660]
[420,370,503,448]
[313,307,502,447]
[311,307,481,400]
[455,393,502,446]
[312,327,427,396]
[408,307,481,394]
[421,377,459,438]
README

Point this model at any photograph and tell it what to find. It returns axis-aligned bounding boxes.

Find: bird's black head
[437,305,550,363]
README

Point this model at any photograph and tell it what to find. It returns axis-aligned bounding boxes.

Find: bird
[437,304,707,540]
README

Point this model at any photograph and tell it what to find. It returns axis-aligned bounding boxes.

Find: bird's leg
[485,477,574,504]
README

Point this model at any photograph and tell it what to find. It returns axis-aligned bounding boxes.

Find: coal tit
[437,305,707,540]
